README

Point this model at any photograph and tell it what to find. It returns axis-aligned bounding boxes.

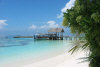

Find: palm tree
[62,0,100,67]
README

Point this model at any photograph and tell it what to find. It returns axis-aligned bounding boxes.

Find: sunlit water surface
[0,38,72,66]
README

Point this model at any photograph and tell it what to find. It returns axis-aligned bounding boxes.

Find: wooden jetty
[14,36,33,38]
[34,28,64,40]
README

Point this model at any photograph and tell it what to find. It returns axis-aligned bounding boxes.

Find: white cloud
[47,21,59,28]
[40,25,47,29]
[61,0,75,12]
[57,0,76,18]
[40,21,59,29]
[0,20,8,29]
[29,24,37,29]
[30,21,59,30]
[29,21,60,31]
[57,13,63,18]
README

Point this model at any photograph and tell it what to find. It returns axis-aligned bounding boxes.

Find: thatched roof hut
[48,28,64,33]
[34,28,64,40]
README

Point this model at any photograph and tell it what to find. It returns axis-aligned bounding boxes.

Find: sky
[0,0,75,36]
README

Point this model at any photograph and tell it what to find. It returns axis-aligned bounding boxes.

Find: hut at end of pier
[48,28,64,40]
[34,28,64,40]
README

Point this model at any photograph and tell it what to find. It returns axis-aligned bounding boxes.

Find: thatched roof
[48,28,64,32]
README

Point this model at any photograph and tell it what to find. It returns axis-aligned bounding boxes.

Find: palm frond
[69,40,89,54]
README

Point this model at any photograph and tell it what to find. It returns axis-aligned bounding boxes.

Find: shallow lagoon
[0,38,72,66]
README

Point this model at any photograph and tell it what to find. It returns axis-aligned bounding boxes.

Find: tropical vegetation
[62,0,100,67]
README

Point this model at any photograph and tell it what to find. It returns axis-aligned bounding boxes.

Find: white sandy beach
[0,50,89,67]
[22,51,89,67]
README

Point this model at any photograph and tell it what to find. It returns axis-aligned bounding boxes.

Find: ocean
[0,38,72,67]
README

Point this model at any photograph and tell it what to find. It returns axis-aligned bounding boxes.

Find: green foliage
[69,40,88,54]
[62,17,69,27]
[91,13,100,23]
[62,0,100,67]
[76,15,82,23]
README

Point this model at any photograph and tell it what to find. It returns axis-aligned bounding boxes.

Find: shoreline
[0,50,89,67]
[0,40,89,67]
[23,51,89,67]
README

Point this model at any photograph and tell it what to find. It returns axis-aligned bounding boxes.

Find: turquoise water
[0,38,72,66]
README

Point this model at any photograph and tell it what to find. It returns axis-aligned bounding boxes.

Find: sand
[22,51,89,67]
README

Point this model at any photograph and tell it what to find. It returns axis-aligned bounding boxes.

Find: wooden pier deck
[34,28,64,40]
